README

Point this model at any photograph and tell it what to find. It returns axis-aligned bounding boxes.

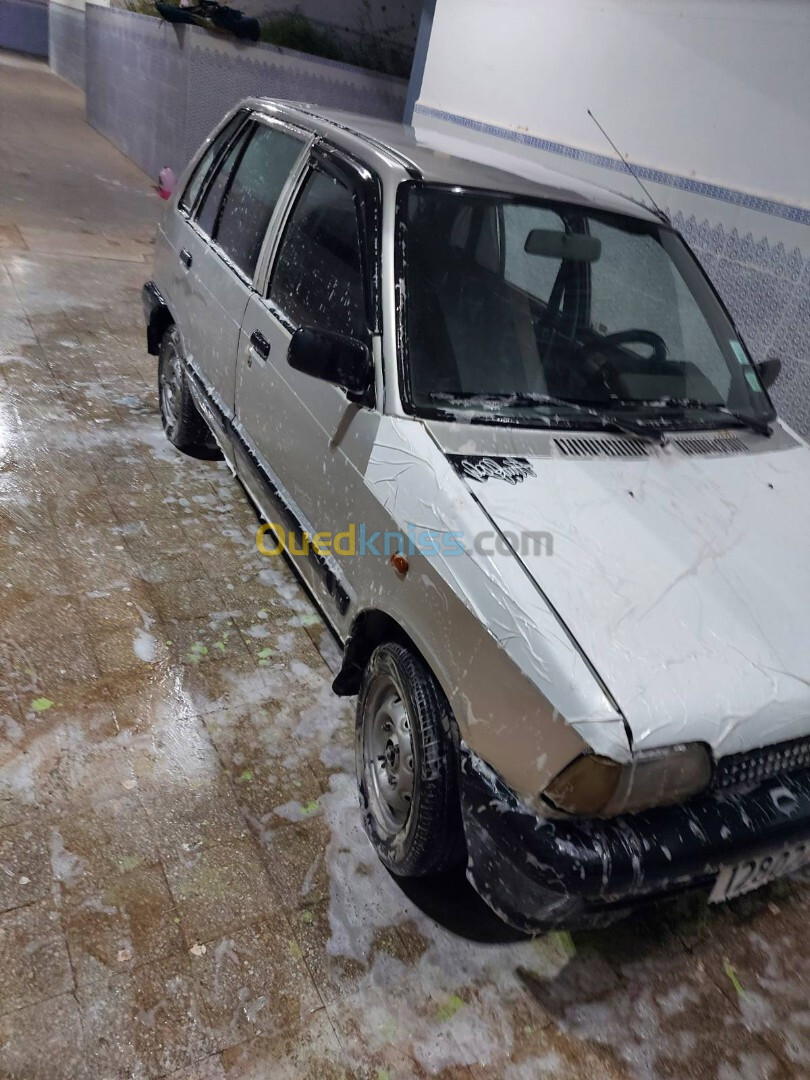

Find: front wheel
[356,642,464,876]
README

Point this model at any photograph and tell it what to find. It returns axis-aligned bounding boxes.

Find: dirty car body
[143,99,810,932]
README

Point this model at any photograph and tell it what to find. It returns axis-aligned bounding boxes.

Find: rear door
[161,109,249,361]
[181,116,309,425]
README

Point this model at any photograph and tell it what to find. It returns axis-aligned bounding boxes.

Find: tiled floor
[1,50,809,1080]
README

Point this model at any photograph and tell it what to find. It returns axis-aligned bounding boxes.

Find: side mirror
[287,326,374,405]
[756,355,782,390]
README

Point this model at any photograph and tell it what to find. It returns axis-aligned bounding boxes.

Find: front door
[234,150,383,630]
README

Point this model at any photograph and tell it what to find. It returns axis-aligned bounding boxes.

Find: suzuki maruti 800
[144,100,810,930]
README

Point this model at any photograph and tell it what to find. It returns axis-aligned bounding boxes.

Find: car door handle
[249,330,271,361]
[179,248,192,269]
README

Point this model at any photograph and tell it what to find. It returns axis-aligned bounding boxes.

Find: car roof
[246,98,661,224]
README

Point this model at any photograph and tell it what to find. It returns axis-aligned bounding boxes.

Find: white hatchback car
[144,99,810,931]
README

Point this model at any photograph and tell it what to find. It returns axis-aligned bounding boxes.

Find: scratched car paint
[143,98,810,931]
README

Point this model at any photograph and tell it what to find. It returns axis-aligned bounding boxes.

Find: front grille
[715,735,810,789]
[552,436,650,459]
[550,432,750,460]
[675,434,749,457]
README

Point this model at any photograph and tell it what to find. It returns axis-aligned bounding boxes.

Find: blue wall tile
[0,0,48,57]
[49,2,85,90]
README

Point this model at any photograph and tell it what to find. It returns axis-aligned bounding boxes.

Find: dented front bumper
[459,747,810,933]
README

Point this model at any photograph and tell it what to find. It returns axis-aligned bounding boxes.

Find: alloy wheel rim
[363,675,415,837]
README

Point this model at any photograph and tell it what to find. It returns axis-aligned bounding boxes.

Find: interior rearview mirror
[287,326,374,405]
[756,355,782,390]
[524,229,601,262]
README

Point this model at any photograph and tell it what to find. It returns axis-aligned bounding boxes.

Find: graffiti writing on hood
[449,455,536,485]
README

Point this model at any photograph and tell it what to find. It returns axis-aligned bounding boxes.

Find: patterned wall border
[413,104,810,229]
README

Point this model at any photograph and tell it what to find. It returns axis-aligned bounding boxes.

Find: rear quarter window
[179,111,247,215]
[195,125,253,238]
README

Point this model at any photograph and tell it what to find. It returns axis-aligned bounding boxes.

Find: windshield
[398,183,775,432]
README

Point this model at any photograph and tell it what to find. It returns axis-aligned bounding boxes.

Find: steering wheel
[582,329,668,363]
[578,329,668,395]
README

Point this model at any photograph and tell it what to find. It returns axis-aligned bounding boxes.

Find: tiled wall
[84,7,406,184]
[85,7,188,184]
[49,1,85,90]
[0,0,49,56]
[182,37,407,166]
[233,0,422,48]
[676,214,810,435]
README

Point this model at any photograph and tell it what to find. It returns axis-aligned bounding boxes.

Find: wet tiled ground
[1,51,809,1080]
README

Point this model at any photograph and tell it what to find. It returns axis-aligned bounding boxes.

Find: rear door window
[269,168,368,341]
[214,125,304,278]
[179,111,246,215]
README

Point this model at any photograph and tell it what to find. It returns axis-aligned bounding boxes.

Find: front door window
[270,168,369,343]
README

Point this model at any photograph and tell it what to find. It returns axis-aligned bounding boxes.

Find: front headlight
[542,744,712,818]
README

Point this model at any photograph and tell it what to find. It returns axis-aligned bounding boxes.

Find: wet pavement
[1,50,809,1080]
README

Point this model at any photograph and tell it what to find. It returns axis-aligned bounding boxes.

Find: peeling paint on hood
[446,427,810,758]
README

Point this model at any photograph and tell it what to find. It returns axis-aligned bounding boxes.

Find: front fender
[355,418,630,794]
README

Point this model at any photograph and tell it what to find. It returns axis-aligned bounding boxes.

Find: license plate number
[710,842,810,903]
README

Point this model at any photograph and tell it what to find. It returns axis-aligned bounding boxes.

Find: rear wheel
[158,326,220,458]
[356,642,464,876]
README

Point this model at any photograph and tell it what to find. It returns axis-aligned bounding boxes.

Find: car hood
[437,426,810,758]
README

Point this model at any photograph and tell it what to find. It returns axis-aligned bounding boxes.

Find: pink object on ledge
[158,166,176,200]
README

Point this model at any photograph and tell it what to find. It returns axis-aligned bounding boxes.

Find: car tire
[157,326,220,459]
[356,642,464,876]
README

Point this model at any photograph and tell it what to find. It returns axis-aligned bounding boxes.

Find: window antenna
[586,109,669,224]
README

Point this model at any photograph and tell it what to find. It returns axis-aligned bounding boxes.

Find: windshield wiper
[427,391,663,443]
[642,397,773,438]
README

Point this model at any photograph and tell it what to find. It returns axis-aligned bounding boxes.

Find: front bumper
[459,747,810,933]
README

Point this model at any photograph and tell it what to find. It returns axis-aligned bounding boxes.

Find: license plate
[710,841,810,903]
